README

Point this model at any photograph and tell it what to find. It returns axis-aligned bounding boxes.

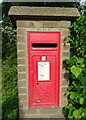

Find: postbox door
[30,55,57,108]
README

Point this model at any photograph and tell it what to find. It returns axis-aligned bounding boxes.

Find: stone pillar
[8,6,80,119]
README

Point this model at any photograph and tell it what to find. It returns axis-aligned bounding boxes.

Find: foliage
[2,51,19,120]
[64,15,86,119]
[2,21,16,60]
[2,19,19,119]
[1,2,86,120]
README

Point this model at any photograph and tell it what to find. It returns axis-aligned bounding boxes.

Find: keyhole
[37,82,39,85]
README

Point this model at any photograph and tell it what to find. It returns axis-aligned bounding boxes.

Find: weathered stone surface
[17,44,26,51]
[17,28,26,35]
[9,6,80,27]
[17,20,71,28]
[9,6,80,17]
[18,73,27,80]
[17,36,26,43]
[19,108,38,115]
[17,58,26,65]
[61,99,68,107]
[19,95,27,101]
[17,51,26,58]
[18,88,27,94]
[39,108,62,114]
[18,80,26,87]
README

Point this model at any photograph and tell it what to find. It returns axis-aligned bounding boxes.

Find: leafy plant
[2,52,19,120]
[64,15,86,120]
[2,21,16,60]
[2,19,19,119]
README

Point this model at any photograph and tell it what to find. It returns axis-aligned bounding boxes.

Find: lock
[35,99,41,103]
[42,56,46,61]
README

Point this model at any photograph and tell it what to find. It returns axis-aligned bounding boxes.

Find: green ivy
[64,15,86,119]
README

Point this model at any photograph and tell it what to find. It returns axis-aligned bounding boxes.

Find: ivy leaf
[70,92,76,99]
[80,97,84,104]
[80,63,85,67]
[68,86,73,90]
[77,58,84,64]
[73,110,81,118]
[82,111,86,117]
[71,65,82,78]
[78,74,85,86]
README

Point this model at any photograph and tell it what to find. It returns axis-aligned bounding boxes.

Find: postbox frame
[28,31,60,109]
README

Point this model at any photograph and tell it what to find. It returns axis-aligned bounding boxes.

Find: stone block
[61,99,68,107]
[17,58,26,65]
[17,51,26,58]
[19,94,27,101]
[18,87,27,94]
[17,35,26,43]
[17,44,26,51]
[62,29,70,36]
[17,28,26,35]
[18,73,27,80]
[18,80,27,87]
[39,108,62,114]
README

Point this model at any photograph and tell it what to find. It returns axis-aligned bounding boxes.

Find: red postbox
[28,31,60,109]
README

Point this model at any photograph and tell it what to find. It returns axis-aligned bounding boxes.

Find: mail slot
[28,31,60,109]
[32,43,57,48]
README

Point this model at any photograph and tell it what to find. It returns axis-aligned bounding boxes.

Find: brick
[60,21,71,28]
[17,44,26,51]
[61,36,66,42]
[17,21,26,27]
[18,73,27,80]
[19,101,28,107]
[19,95,27,101]
[19,108,37,115]
[61,43,70,51]
[19,101,27,108]
[40,108,62,114]
[17,21,71,28]
[62,51,70,58]
[25,114,64,118]
[61,79,69,86]
[18,80,27,87]
[61,99,68,107]
[17,21,36,28]
[19,114,27,119]
[37,115,49,118]
[17,58,26,65]
[61,93,68,100]
[17,28,26,35]
[62,29,70,36]
[17,35,26,43]
[17,51,26,58]
[18,88,27,94]
[19,108,64,118]
[49,114,65,118]
[41,21,62,28]
[64,43,70,51]
[61,87,68,93]
[21,114,49,118]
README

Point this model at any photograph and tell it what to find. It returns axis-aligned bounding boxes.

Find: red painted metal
[28,31,60,109]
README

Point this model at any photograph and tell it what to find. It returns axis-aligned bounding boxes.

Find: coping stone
[9,6,80,17]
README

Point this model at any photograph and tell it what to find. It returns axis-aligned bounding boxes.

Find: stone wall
[17,20,70,118]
